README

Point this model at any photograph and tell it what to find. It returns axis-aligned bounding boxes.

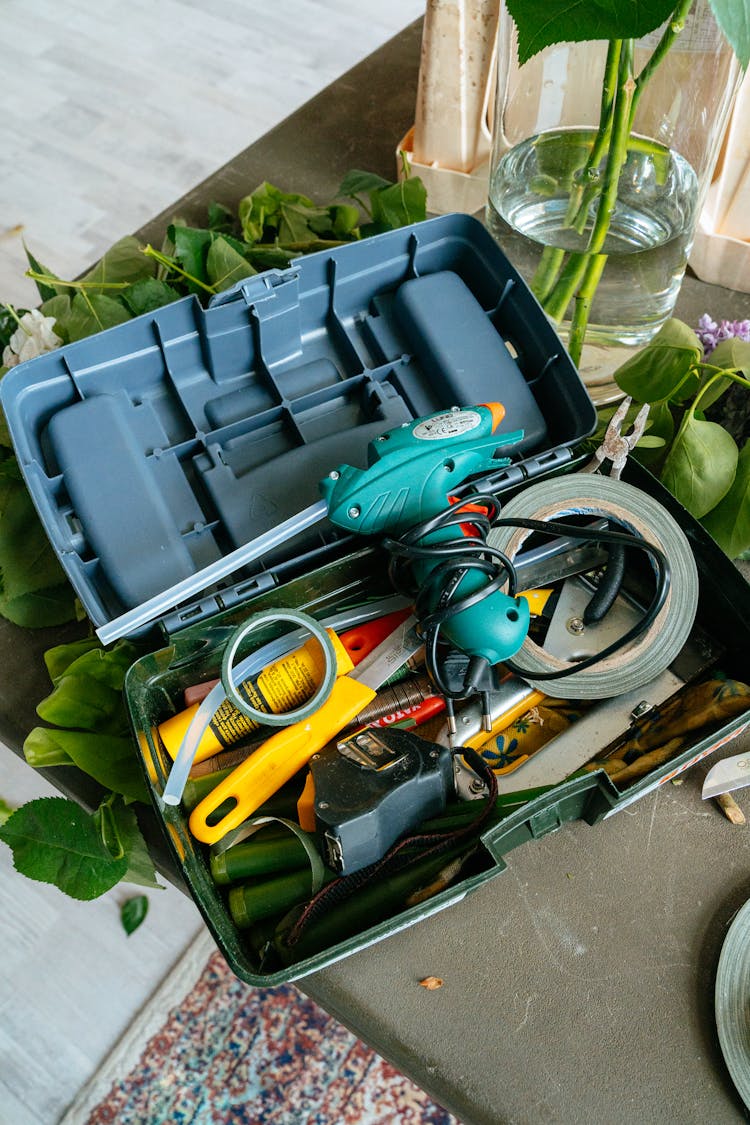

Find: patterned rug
[62,930,458,1125]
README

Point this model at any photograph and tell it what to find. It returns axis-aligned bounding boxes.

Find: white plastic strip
[97,499,329,645]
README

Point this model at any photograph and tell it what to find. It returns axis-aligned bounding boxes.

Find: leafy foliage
[611,318,750,556]
[506,0,678,63]
[0,456,77,626]
[24,639,147,800]
[0,797,129,900]
[506,0,750,67]
[0,793,159,901]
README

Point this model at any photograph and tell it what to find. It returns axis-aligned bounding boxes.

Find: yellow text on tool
[188,615,423,845]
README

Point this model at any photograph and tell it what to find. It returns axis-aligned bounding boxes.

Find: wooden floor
[0,0,423,310]
[0,2,423,1122]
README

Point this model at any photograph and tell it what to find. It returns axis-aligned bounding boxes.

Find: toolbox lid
[0,214,596,635]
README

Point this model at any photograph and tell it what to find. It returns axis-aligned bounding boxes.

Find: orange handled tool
[188,614,423,845]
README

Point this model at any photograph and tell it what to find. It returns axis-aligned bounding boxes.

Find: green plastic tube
[229,866,336,929]
[211,828,314,885]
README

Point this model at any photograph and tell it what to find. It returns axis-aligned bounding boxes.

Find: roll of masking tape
[487,475,699,699]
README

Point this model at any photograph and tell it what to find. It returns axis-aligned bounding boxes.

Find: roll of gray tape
[487,475,699,698]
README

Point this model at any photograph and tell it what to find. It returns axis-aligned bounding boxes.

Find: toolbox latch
[207,267,300,309]
[528,807,563,839]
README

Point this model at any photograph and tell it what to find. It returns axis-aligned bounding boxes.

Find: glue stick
[158,628,353,764]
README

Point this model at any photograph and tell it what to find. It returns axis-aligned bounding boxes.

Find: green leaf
[24,246,69,301]
[278,201,330,245]
[66,292,132,342]
[238,182,316,243]
[120,822,161,889]
[698,336,750,411]
[0,467,76,626]
[0,798,15,826]
[701,439,750,558]
[39,295,73,344]
[634,399,674,469]
[506,0,678,63]
[79,236,155,293]
[23,727,75,768]
[709,337,750,377]
[121,277,181,316]
[206,235,255,292]
[44,637,102,684]
[0,583,77,628]
[708,0,750,68]
[368,178,427,233]
[104,798,160,888]
[24,728,148,802]
[168,224,213,292]
[207,201,235,233]
[661,414,739,518]
[36,641,139,731]
[0,797,127,900]
[614,319,702,403]
[338,170,393,199]
[245,245,294,271]
[330,204,361,237]
[121,894,149,934]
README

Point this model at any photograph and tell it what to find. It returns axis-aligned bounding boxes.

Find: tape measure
[487,475,699,699]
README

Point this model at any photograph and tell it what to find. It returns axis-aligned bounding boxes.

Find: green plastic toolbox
[2,214,748,984]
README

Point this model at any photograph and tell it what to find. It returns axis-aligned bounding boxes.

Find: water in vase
[486,128,699,349]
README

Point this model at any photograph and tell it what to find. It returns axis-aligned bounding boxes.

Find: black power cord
[381,495,670,694]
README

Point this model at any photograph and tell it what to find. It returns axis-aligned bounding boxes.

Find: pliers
[582,396,650,479]
[578,395,649,623]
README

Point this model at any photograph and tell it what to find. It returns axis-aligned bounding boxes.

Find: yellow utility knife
[188,615,423,845]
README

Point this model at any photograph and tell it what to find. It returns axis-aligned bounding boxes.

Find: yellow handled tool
[189,615,423,845]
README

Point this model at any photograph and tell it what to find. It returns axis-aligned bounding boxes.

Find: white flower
[2,308,62,368]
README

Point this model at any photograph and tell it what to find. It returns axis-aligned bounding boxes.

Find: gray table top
[4,20,750,1125]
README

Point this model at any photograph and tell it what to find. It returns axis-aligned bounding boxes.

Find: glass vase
[486,1,743,402]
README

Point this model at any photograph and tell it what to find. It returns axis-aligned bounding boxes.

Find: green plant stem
[567,253,608,363]
[692,367,750,412]
[531,246,566,303]
[536,1,697,363]
[25,270,130,292]
[565,39,622,233]
[142,245,216,294]
[631,0,695,121]
[565,39,635,366]
[542,252,590,322]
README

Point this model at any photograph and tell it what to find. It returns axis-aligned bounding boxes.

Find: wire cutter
[188,614,423,845]
[582,396,649,479]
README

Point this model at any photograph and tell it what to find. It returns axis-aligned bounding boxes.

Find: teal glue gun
[320,403,530,667]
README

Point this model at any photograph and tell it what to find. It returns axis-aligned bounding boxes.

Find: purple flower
[696,313,750,358]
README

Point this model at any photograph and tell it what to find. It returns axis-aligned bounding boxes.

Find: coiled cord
[382,494,517,703]
[382,481,681,701]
